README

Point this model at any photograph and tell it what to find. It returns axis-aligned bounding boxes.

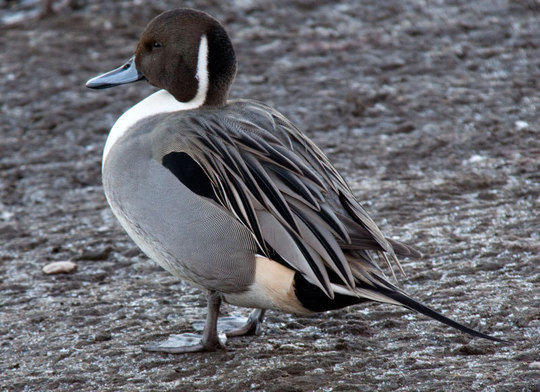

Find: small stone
[94,331,112,342]
[278,343,304,351]
[529,362,540,369]
[515,120,529,130]
[42,261,78,275]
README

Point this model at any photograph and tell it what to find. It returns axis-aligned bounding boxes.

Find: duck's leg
[225,309,266,337]
[192,308,266,337]
[143,291,225,353]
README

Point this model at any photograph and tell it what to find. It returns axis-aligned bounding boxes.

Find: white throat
[102,35,209,167]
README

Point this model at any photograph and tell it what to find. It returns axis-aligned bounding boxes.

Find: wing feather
[257,210,332,296]
[156,101,418,298]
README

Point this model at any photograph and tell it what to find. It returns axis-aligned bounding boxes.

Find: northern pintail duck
[86,8,501,352]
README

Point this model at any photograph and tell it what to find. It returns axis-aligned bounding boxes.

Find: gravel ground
[0,0,538,391]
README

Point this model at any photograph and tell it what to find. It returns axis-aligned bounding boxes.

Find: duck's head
[86,8,237,107]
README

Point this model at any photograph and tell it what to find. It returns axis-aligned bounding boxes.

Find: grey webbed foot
[142,291,225,354]
[142,332,226,353]
[225,309,266,337]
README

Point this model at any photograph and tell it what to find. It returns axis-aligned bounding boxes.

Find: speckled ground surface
[0,0,538,391]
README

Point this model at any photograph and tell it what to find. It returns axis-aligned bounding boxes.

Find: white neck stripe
[102,35,210,168]
[192,34,209,107]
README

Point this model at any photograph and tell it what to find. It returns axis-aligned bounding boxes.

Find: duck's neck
[200,27,237,107]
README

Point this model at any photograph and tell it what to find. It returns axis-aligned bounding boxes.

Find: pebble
[514,120,529,130]
[42,261,78,275]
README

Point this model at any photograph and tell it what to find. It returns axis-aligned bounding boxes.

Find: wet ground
[0,0,539,391]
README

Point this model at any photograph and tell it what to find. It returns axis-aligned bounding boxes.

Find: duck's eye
[153,42,162,48]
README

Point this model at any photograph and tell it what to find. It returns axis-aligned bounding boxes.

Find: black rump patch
[162,152,218,202]
[294,272,366,312]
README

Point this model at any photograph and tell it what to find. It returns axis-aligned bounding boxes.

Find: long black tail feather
[377,285,504,342]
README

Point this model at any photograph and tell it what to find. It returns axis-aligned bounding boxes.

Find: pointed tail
[375,283,504,342]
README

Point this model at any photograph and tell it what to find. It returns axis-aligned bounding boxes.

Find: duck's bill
[86,56,145,89]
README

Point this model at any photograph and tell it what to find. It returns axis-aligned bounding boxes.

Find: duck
[86,8,501,353]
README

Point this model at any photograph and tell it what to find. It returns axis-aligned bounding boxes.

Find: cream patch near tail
[223,255,312,315]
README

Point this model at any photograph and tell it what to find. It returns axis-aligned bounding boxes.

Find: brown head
[87,8,237,107]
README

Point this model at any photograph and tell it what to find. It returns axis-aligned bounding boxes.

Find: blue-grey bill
[86,56,145,89]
